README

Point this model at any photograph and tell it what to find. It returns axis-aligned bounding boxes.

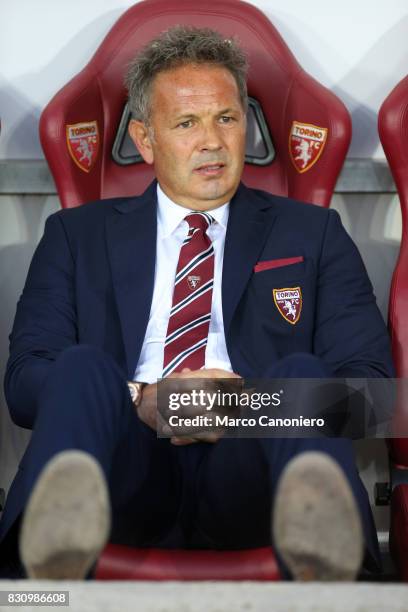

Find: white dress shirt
[133,184,233,383]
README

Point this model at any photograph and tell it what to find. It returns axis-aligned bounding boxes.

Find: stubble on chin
[201,181,226,201]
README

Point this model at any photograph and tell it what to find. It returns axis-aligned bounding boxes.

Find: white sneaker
[273,451,364,581]
[20,450,111,580]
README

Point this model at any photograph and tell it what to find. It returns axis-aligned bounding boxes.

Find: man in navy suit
[0,26,394,580]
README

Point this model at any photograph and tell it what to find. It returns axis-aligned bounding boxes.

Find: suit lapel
[222,183,277,334]
[106,182,157,378]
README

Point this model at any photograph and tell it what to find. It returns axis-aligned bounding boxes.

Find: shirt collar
[157,183,229,238]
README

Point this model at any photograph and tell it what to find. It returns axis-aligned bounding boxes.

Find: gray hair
[125,25,248,124]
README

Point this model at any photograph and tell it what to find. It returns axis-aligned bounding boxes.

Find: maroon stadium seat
[39,0,351,580]
[40,0,350,210]
[379,74,408,582]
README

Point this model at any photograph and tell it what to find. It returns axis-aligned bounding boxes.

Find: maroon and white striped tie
[163,212,214,377]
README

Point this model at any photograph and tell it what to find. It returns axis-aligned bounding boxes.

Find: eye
[219,116,235,124]
[177,120,194,129]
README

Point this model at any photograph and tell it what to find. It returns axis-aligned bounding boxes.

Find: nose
[198,122,223,152]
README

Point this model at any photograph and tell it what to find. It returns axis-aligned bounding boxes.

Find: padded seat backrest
[379,74,408,465]
[40,0,351,209]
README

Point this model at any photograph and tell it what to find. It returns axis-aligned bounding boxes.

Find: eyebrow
[174,113,196,121]
[173,108,239,121]
[218,108,238,115]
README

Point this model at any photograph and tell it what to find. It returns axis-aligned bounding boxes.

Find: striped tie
[163,212,214,377]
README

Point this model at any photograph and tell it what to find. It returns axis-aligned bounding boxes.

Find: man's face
[129,63,247,210]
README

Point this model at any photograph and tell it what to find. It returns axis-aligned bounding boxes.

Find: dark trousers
[0,346,380,577]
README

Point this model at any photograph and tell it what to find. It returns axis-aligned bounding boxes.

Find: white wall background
[1,0,408,160]
[0,1,406,540]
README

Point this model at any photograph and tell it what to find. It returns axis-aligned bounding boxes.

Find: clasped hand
[136,368,242,445]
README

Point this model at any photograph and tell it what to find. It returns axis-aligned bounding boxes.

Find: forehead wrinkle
[154,66,239,101]
[174,85,222,97]
[174,97,229,114]
[155,88,229,110]
[175,93,222,105]
[170,95,238,120]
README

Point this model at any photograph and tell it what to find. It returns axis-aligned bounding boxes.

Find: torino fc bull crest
[66,121,100,173]
[273,287,302,325]
[289,121,328,173]
[187,275,201,290]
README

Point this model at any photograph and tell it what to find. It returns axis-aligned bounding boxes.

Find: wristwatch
[127,381,147,407]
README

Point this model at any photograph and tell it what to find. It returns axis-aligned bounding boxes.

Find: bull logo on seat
[66,121,100,173]
[289,121,328,173]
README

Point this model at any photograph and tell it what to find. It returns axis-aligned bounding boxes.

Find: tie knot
[185,212,213,232]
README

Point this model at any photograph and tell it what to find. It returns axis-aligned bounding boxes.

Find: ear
[128,119,154,165]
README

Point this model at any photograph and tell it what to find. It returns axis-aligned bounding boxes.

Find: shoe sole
[19,450,111,580]
[272,451,364,581]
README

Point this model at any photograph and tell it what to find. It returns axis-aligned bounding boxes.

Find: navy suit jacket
[5,181,394,430]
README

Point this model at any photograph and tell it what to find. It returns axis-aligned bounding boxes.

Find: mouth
[193,163,226,177]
